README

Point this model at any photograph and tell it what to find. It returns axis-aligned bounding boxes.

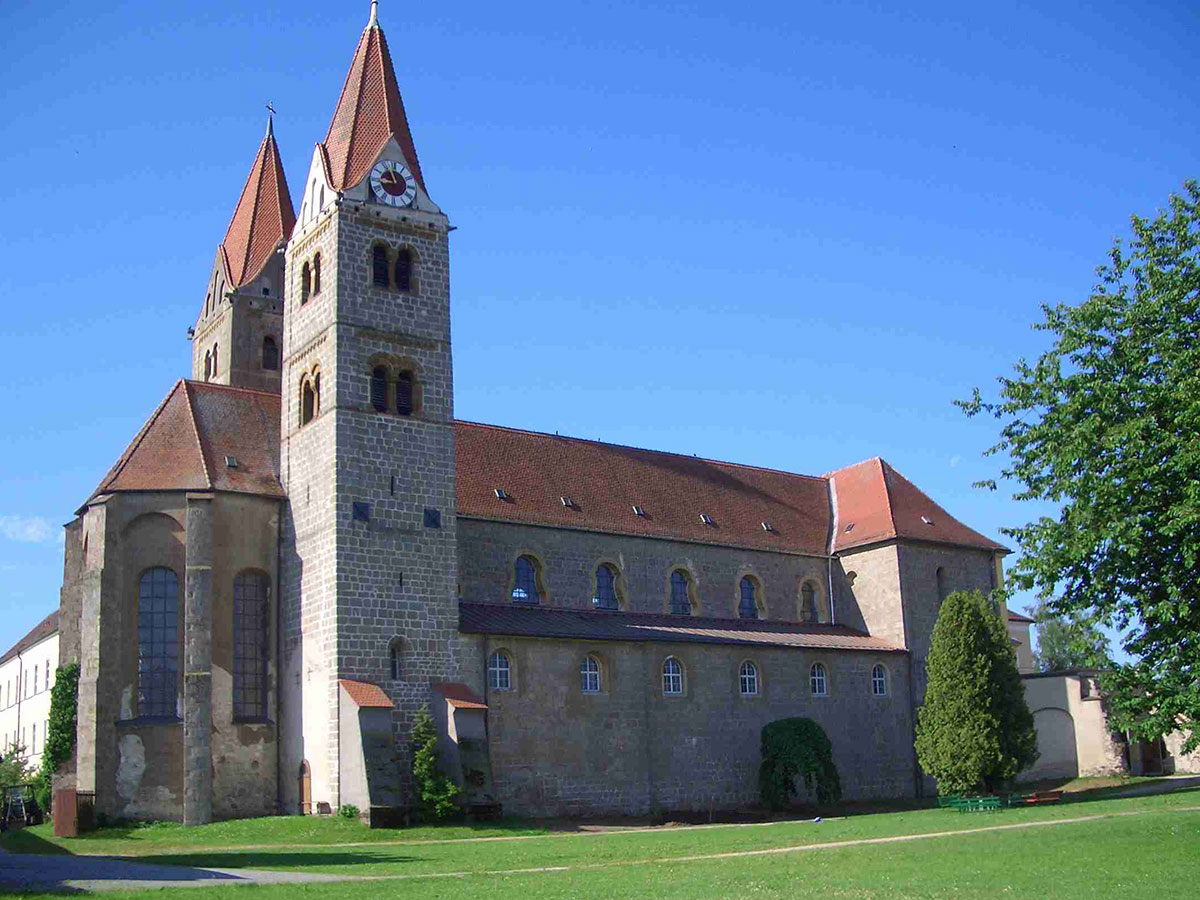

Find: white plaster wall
[0,631,60,770]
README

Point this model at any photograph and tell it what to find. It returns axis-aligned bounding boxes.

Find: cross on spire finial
[368,1,378,27]
[265,101,276,137]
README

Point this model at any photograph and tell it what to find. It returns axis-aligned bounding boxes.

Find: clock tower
[278,1,460,813]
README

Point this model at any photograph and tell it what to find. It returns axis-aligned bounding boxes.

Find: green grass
[8,802,1200,899]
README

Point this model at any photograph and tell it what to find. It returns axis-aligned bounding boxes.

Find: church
[55,3,1018,824]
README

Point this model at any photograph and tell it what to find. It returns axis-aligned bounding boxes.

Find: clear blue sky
[0,0,1196,659]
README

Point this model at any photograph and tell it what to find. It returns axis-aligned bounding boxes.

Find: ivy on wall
[759,717,842,809]
[33,662,79,810]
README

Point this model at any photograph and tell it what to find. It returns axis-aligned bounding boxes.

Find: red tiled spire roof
[319,6,426,193]
[828,457,1008,553]
[219,118,296,290]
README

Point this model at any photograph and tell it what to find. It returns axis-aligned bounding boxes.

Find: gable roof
[84,381,284,509]
[460,602,902,653]
[829,457,1008,553]
[220,119,296,289]
[339,679,393,708]
[0,611,58,666]
[320,13,425,193]
[456,422,833,556]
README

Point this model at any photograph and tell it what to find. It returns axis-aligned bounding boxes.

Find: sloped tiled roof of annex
[319,9,425,193]
[219,119,296,289]
[460,602,902,653]
[1007,609,1035,624]
[828,457,1008,554]
[339,679,393,708]
[83,381,283,510]
[0,611,58,666]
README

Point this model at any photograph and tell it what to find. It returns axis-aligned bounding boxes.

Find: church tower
[279,1,459,813]
[191,117,295,393]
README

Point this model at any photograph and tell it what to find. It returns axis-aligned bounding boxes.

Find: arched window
[370,366,388,412]
[936,567,948,606]
[262,336,279,371]
[512,555,540,603]
[137,567,179,718]
[396,370,414,416]
[318,185,325,213]
[871,664,887,697]
[212,344,219,377]
[662,657,683,695]
[395,247,413,292]
[810,662,829,697]
[204,351,212,381]
[389,639,403,680]
[312,253,322,295]
[233,571,268,720]
[800,583,819,623]
[740,661,759,696]
[205,292,211,317]
[372,244,390,287]
[669,569,692,616]
[593,563,619,610]
[301,378,316,426]
[301,261,311,303]
[487,651,511,690]
[580,656,601,693]
[739,576,759,619]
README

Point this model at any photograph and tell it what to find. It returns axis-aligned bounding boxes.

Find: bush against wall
[410,705,462,821]
[33,662,80,810]
[759,717,842,809]
[915,591,1037,794]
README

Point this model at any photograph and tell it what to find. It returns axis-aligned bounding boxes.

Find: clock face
[370,160,417,207]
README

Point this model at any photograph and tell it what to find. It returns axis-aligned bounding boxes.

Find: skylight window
[843,522,855,533]
[494,488,509,500]
[561,496,576,509]
[921,516,934,526]
[699,513,714,526]
[632,505,646,518]
[224,456,239,468]
[761,521,774,533]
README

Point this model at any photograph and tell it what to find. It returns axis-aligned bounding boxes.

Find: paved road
[0,851,349,892]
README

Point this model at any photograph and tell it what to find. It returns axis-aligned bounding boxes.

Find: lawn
[2,786,1198,898]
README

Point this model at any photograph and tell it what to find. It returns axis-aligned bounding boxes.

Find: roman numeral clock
[370,159,417,207]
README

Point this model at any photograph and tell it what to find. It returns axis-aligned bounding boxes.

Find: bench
[937,795,1003,812]
[1023,790,1063,805]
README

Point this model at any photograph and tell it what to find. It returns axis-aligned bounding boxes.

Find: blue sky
[0,0,1195,659]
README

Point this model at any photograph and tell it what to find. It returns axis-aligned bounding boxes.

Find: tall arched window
[389,639,403,680]
[395,247,413,292]
[739,576,759,619]
[313,253,322,295]
[301,262,311,303]
[372,244,390,287]
[662,657,683,695]
[370,366,388,412]
[212,344,219,377]
[262,336,279,371]
[669,569,692,616]
[137,567,179,718]
[593,564,619,610]
[580,656,601,693]
[204,351,212,381]
[740,661,759,696]
[810,662,829,697]
[487,651,511,690]
[871,664,887,697]
[233,571,268,720]
[301,378,316,425]
[800,583,818,623]
[512,555,539,603]
[396,371,413,416]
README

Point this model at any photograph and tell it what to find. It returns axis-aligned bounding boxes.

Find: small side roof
[1007,609,1035,624]
[0,610,58,666]
[83,381,284,510]
[339,679,393,708]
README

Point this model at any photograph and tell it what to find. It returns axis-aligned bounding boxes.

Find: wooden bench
[1023,790,1063,805]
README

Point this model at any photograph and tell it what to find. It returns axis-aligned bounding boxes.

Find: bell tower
[191,116,295,393]
[278,1,459,813]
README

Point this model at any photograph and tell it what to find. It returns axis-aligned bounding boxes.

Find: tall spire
[319,4,426,193]
[220,120,297,289]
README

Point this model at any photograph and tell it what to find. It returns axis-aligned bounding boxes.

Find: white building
[0,611,59,774]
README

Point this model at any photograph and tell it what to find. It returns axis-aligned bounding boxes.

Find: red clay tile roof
[83,381,283,509]
[829,458,1008,554]
[432,682,488,710]
[459,602,903,652]
[220,120,296,289]
[320,15,425,193]
[455,422,833,556]
[0,611,58,666]
[339,679,393,708]
[1007,609,1035,624]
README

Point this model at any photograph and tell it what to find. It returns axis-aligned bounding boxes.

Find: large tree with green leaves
[1029,601,1112,673]
[915,590,1038,794]
[960,181,1200,751]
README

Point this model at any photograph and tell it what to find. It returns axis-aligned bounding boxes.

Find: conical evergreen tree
[915,590,1038,794]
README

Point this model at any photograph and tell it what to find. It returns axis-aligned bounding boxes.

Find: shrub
[759,717,841,809]
[33,662,80,809]
[410,705,461,821]
[338,804,360,819]
[915,590,1038,794]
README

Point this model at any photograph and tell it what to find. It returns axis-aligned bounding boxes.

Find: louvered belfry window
[137,567,179,718]
[395,248,413,292]
[396,371,413,416]
[372,244,390,287]
[370,367,388,412]
[233,571,269,720]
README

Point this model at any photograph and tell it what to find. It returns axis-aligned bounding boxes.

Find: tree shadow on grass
[128,850,417,871]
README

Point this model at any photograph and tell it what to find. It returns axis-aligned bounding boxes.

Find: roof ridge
[875,457,899,542]
[184,379,281,398]
[94,380,186,498]
[822,455,883,478]
[182,381,214,490]
[454,420,829,484]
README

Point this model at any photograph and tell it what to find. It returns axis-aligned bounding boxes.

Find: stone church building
[56,4,1017,824]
